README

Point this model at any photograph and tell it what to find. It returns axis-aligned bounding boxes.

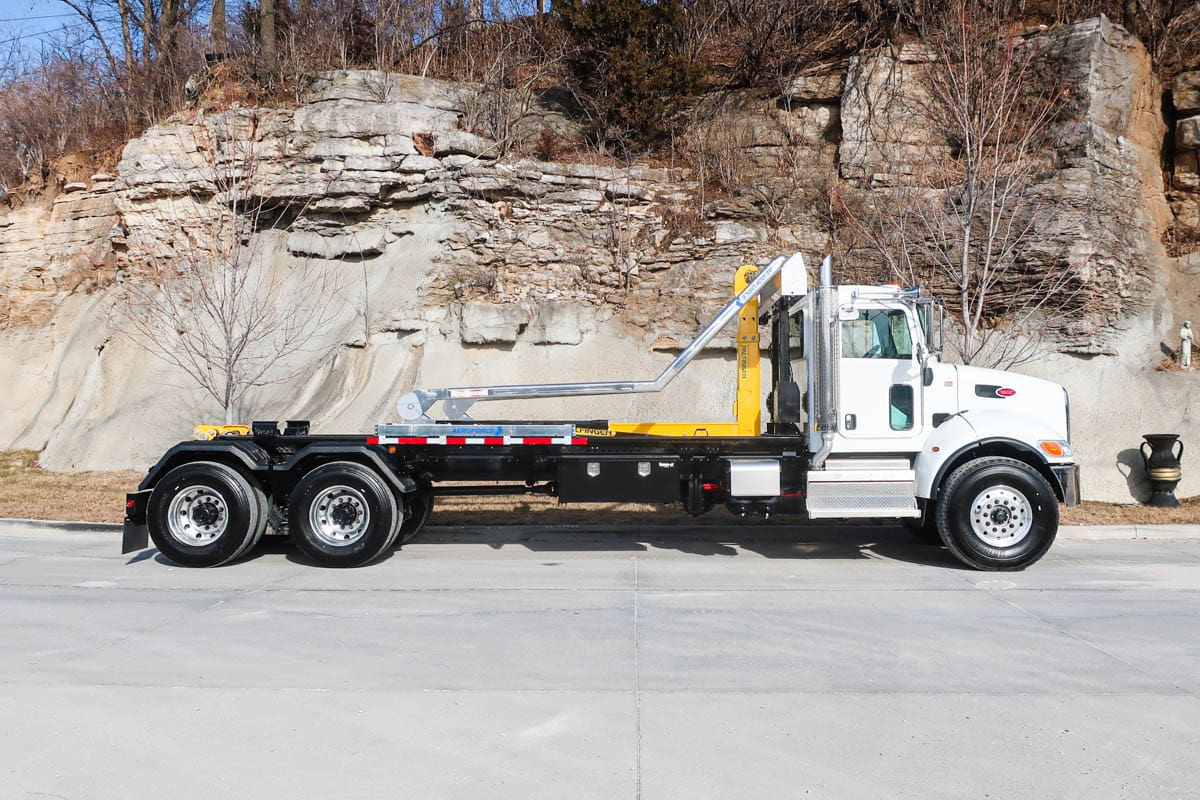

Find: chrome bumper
[1052,464,1080,507]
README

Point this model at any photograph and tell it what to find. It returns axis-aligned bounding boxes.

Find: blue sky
[0,0,217,66]
[0,0,86,60]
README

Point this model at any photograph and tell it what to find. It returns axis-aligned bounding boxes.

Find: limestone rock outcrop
[838,18,1172,354]
[0,16,1196,504]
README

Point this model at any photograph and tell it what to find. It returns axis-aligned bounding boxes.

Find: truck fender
[138,440,272,491]
[914,409,1067,500]
[277,444,417,496]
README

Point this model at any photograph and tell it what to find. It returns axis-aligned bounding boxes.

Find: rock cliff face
[0,16,1196,504]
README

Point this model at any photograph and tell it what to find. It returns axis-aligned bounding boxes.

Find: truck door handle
[844,413,856,430]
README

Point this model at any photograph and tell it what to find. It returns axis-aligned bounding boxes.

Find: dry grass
[1059,496,1200,526]
[0,450,143,524]
[1,449,1197,527]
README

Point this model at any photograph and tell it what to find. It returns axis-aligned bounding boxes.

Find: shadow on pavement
[138,522,967,570]
[411,522,967,569]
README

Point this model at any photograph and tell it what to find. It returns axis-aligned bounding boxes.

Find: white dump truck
[122,253,1078,570]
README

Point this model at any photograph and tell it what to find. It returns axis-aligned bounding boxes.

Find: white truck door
[836,305,924,450]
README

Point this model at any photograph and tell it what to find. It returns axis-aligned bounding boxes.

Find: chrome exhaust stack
[810,255,839,469]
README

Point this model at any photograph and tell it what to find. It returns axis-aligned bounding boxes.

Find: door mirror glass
[918,299,945,355]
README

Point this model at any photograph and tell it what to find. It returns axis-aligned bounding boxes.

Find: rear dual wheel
[148,461,269,568]
[288,461,402,567]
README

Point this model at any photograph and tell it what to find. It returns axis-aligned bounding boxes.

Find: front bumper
[1052,464,1080,507]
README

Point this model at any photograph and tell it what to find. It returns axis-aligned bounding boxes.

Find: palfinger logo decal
[574,426,617,437]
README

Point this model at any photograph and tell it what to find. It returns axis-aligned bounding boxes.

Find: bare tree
[457,22,566,154]
[115,0,137,70]
[1123,0,1200,75]
[58,0,203,69]
[834,2,1083,368]
[261,0,277,72]
[695,0,871,93]
[120,114,339,423]
[56,0,123,78]
[211,0,226,53]
[0,51,115,190]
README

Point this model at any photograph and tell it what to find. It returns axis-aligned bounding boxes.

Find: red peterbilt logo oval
[997,387,1016,397]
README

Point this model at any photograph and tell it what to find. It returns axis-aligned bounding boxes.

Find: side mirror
[921,300,946,355]
[936,302,946,354]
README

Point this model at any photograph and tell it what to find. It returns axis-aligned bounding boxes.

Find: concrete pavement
[0,523,1198,799]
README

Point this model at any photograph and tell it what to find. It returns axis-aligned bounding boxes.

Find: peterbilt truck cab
[797,258,1076,567]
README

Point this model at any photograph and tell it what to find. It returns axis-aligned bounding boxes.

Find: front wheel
[935,456,1059,571]
[288,461,401,567]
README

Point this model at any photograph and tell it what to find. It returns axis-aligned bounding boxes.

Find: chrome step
[806,462,920,519]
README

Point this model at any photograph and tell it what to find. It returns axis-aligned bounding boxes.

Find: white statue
[1181,321,1194,369]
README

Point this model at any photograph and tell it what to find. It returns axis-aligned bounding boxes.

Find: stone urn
[1141,434,1184,508]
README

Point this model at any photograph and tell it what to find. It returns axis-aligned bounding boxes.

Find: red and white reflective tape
[373,435,588,446]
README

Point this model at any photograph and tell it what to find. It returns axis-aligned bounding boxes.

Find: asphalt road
[1,522,1198,800]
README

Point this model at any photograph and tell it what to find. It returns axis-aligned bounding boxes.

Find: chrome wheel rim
[309,485,370,546]
[166,485,229,546]
[969,486,1033,547]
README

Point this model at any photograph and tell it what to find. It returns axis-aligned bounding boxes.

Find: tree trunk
[160,0,179,60]
[261,0,277,72]
[960,286,972,365]
[536,0,545,17]
[468,0,483,27]
[141,0,154,66]
[211,0,226,54]
[115,0,135,70]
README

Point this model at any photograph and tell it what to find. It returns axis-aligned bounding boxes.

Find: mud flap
[122,520,149,554]
[122,490,151,553]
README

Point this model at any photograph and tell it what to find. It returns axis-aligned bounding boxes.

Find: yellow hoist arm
[610,263,762,437]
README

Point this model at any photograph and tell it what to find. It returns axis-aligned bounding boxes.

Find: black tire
[288,461,400,567]
[935,456,1059,571]
[902,506,943,546]
[232,483,270,560]
[397,484,434,545]
[147,461,262,568]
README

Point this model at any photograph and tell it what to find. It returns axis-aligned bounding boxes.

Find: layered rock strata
[0,17,1194,504]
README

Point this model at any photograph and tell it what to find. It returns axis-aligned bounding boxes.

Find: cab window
[841,309,913,359]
